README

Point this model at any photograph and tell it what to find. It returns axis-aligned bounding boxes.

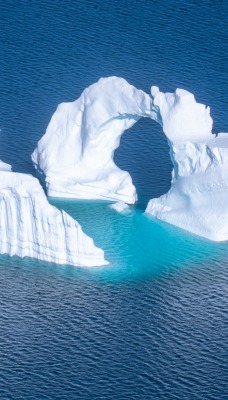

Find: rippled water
[1,0,228,398]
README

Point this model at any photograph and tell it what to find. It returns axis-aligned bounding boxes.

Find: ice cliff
[32,76,228,241]
[0,165,107,266]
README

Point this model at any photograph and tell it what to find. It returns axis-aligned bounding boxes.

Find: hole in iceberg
[114,117,172,209]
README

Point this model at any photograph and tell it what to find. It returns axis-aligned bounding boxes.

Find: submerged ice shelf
[32,76,228,242]
[0,165,108,266]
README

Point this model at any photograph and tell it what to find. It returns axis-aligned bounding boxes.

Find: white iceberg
[0,165,108,266]
[146,87,228,242]
[109,201,130,213]
[32,76,228,241]
[32,77,155,203]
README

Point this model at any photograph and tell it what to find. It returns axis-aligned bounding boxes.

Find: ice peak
[151,86,213,144]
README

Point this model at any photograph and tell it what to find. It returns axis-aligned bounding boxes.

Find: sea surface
[1,0,228,399]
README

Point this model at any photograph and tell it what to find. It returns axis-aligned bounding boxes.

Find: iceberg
[32,76,228,241]
[0,165,108,266]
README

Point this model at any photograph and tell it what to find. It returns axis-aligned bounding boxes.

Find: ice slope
[32,77,155,203]
[146,88,228,241]
[0,166,107,266]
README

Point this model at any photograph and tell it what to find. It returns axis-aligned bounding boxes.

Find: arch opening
[114,117,172,209]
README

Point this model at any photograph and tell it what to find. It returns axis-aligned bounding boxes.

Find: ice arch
[32,76,213,204]
[32,76,228,241]
[32,77,157,202]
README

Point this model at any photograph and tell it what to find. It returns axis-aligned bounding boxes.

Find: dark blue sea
[1,0,228,399]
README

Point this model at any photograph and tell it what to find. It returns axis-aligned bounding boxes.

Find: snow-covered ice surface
[0,166,108,266]
[32,77,155,203]
[32,77,228,241]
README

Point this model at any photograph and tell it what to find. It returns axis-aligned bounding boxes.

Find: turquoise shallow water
[1,0,228,398]
[51,198,228,283]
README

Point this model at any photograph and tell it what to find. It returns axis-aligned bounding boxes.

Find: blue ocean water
[0,0,228,399]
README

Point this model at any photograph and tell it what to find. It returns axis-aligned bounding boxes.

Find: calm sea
[0,0,228,398]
